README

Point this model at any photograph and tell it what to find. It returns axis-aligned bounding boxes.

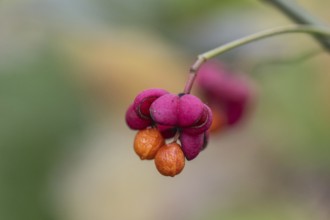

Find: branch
[184,25,330,93]
[262,0,330,51]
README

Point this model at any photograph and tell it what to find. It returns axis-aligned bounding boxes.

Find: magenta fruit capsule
[183,104,213,135]
[150,93,179,126]
[177,94,205,127]
[150,93,205,127]
[133,88,169,119]
[224,101,246,125]
[125,104,151,130]
[180,131,205,160]
[197,61,250,103]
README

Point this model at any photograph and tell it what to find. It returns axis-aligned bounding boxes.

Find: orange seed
[134,128,165,160]
[154,143,185,177]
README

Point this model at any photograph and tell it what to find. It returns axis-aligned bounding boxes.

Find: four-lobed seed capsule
[126,88,212,176]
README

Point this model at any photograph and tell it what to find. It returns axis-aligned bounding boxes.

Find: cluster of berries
[126,88,212,177]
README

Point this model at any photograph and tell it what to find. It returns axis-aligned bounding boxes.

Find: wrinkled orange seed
[134,128,165,160]
[154,143,185,177]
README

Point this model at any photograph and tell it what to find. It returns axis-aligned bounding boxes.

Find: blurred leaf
[156,0,245,26]
[0,49,85,220]
[206,199,314,220]
[255,62,330,168]
[97,0,246,28]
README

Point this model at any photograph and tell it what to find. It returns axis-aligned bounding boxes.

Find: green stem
[199,25,330,60]
[262,0,330,51]
[184,24,330,94]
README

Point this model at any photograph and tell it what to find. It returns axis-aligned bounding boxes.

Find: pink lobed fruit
[196,61,252,127]
[197,61,250,103]
[133,88,169,119]
[224,100,246,125]
[125,103,152,130]
[180,132,205,160]
[177,94,205,127]
[150,93,205,127]
[150,94,179,126]
[183,104,213,135]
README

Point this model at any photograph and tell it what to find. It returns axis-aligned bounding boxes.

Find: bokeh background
[1,0,330,220]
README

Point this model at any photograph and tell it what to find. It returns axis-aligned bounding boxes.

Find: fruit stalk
[183,57,205,94]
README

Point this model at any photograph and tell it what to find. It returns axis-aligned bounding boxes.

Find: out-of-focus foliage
[207,199,316,220]
[255,60,330,168]
[0,49,85,220]
[97,0,245,26]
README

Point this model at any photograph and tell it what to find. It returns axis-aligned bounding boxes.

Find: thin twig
[262,0,330,51]
[184,25,330,93]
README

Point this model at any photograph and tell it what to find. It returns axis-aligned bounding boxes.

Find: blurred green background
[1,0,330,220]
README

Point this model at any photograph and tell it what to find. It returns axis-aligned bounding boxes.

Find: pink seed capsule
[180,132,204,160]
[197,61,250,103]
[177,94,205,127]
[157,124,177,139]
[224,101,246,125]
[150,94,179,126]
[183,104,213,135]
[125,104,151,130]
[133,88,169,119]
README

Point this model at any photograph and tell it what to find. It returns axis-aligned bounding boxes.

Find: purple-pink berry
[196,61,251,126]
[150,93,205,127]
[180,132,205,160]
[177,94,205,127]
[197,61,249,102]
[126,104,152,130]
[183,104,213,135]
[150,93,179,126]
[133,88,169,119]
[224,101,246,125]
